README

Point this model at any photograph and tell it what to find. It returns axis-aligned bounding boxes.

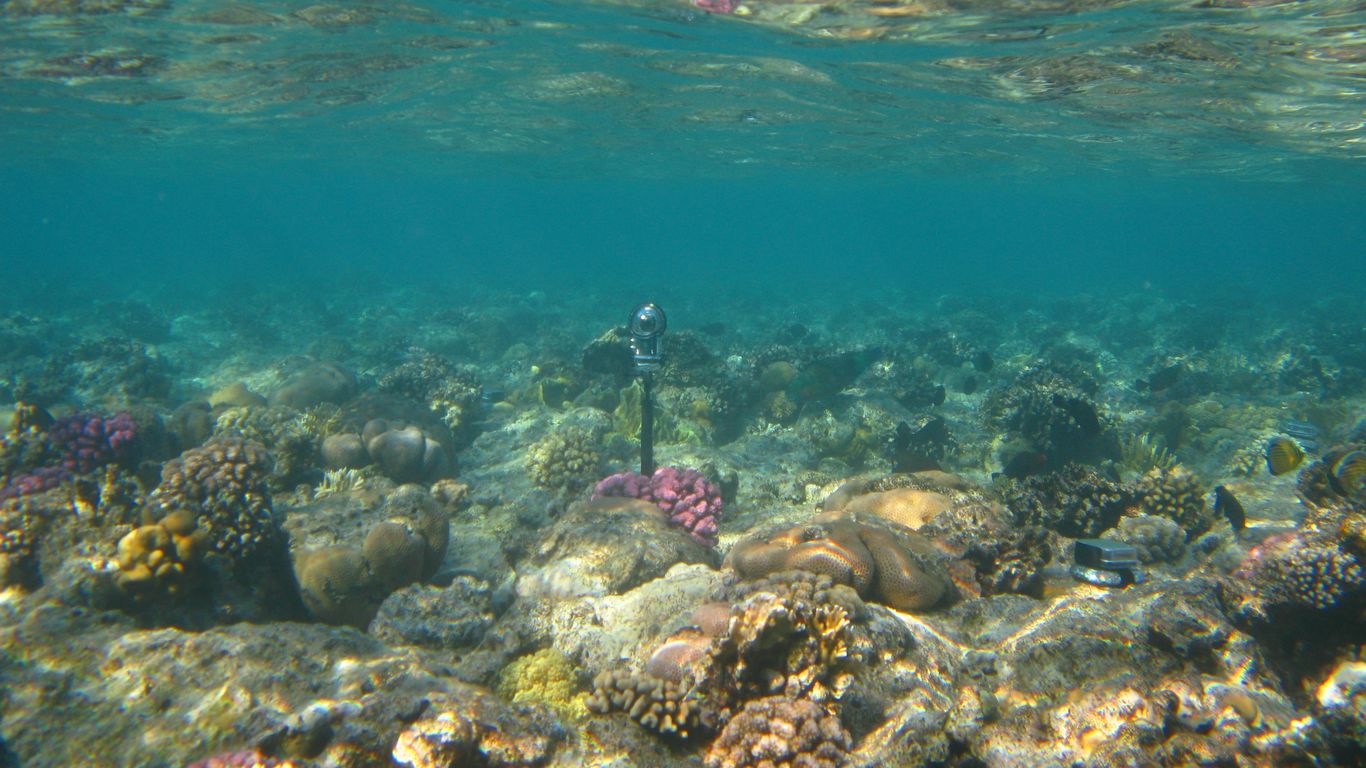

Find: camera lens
[630,303,667,337]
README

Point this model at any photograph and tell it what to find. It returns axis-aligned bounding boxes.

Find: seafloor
[1,283,1364,768]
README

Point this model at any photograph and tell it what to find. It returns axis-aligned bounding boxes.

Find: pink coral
[593,466,723,547]
[186,750,295,768]
[0,466,68,502]
[46,411,139,474]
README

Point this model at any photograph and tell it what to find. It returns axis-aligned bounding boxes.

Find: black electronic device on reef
[1070,538,1144,588]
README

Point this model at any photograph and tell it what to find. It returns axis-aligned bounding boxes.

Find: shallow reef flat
[1,283,1364,766]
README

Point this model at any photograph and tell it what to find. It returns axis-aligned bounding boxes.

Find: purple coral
[593,466,723,547]
[0,466,69,502]
[186,750,292,768]
[46,412,139,474]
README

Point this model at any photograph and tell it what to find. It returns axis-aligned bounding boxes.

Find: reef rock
[0,605,562,767]
[516,497,718,601]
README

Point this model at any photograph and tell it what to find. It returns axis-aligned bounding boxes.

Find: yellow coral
[496,648,588,720]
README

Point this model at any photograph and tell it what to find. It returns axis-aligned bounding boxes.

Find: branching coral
[378,348,482,442]
[588,572,869,744]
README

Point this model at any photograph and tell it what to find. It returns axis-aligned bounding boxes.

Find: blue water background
[6,164,1365,311]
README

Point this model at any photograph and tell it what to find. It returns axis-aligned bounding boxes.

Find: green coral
[612,380,697,445]
[497,648,588,720]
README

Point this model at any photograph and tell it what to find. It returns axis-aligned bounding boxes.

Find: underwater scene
[3,0,1366,766]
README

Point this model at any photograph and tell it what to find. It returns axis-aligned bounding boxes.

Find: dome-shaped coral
[703,696,852,768]
[1136,465,1212,540]
[1114,514,1187,564]
[527,426,602,496]
[145,437,277,561]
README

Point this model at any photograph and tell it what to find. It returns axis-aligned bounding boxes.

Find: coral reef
[727,514,951,613]
[527,425,602,496]
[703,696,852,768]
[593,466,724,547]
[1000,463,1134,538]
[377,348,482,442]
[294,484,449,626]
[1114,513,1187,564]
[144,437,277,561]
[1136,465,1212,540]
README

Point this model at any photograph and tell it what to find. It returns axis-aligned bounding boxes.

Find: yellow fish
[1266,436,1306,476]
[1330,450,1366,497]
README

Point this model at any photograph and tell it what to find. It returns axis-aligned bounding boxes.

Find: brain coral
[726,514,951,613]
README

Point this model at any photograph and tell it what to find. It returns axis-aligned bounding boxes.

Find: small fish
[1003,450,1049,480]
[1214,485,1245,532]
[1329,450,1366,498]
[1266,436,1306,476]
[1282,420,1320,453]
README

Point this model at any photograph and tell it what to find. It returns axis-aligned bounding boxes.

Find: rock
[516,497,719,601]
[369,578,495,651]
[270,361,356,410]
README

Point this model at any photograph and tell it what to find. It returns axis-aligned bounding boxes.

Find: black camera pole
[628,303,667,477]
[640,372,655,476]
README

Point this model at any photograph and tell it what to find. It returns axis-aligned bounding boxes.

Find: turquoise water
[3,0,1366,305]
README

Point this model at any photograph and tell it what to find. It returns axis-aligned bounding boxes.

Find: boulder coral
[362,419,449,484]
[270,361,356,410]
[294,484,449,626]
[726,513,952,613]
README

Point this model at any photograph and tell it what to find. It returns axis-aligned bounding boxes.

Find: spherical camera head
[629,303,666,374]
[630,303,667,340]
